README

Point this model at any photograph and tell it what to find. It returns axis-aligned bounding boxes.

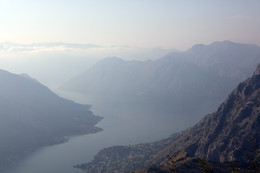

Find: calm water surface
[4,90,178,173]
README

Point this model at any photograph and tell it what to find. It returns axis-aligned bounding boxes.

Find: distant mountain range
[77,61,260,173]
[0,42,176,87]
[0,69,103,170]
[61,40,260,129]
[62,40,260,96]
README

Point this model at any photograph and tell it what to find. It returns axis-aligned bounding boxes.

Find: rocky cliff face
[156,63,260,163]
[80,64,260,172]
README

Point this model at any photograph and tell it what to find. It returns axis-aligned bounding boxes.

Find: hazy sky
[1,0,260,50]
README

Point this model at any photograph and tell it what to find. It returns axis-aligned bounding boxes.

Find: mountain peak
[210,40,235,45]
[188,40,259,53]
[186,40,237,54]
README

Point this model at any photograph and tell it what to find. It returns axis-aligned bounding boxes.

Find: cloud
[0,41,175,64]
[0,42,101,54]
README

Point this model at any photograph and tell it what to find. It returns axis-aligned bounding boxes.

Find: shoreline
[1,118,104,173]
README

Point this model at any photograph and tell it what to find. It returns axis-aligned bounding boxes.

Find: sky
[0,0,260,50]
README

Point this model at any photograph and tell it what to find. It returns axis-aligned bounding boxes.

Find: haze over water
[1,1,260,172]
[3,90,179,173]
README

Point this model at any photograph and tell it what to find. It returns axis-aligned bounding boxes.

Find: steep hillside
[62,41,260,130]
[148,63,260,165]
[62,57,146,96]
[78,64,260,172]
[0,69,103,170]
[184,41,260,80]
[63,41,260,97]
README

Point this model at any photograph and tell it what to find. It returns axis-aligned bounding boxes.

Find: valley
[1,41,260,173]
[1,1,260,172]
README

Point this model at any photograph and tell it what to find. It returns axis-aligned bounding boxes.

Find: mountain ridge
[0,69,103,171]
[61,41,260,131]
[78,63,260,172]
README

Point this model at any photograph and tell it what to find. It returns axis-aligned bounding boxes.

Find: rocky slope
[0,69,103,171]
[153,63,260,163]
[79,64,260,172]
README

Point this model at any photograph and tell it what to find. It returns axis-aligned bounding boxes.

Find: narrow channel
[4,90,177,173]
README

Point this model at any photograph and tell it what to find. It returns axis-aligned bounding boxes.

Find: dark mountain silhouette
[0,69,103,170]
[61,41,260,129]
[78,64,260,172]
